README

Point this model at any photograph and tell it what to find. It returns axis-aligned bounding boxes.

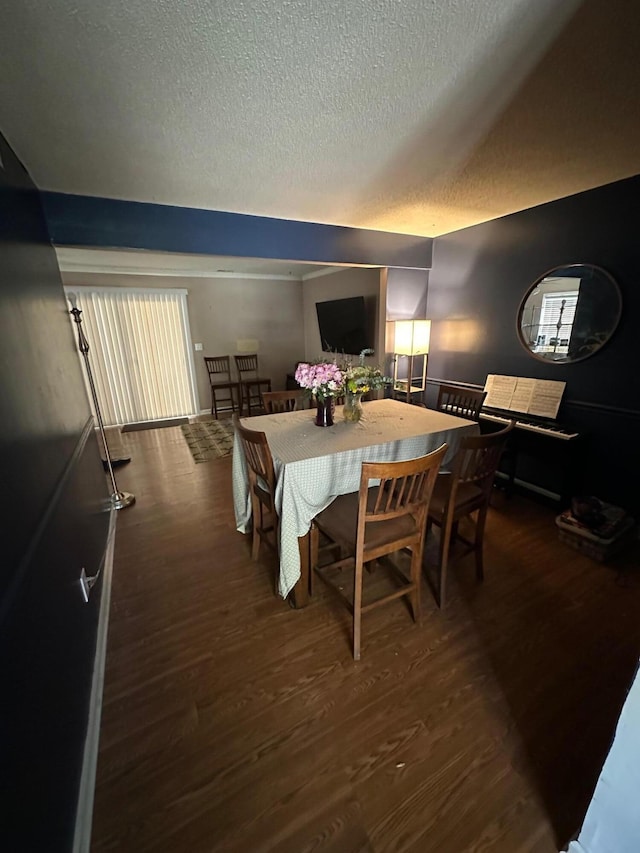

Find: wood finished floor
[92,424,640,853]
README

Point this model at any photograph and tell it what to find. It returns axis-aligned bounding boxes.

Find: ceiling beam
[42,193,432,270]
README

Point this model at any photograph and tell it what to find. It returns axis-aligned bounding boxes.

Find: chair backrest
[357,445,447,549]
[449,423,513,504]
[234,353,259,378]
[262,389,307,413]
[309,393,345,407]
[233,414,276,494]
[205,355,232,382]
[436,384,487,421]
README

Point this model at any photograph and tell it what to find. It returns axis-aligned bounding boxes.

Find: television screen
[315,296,373,355]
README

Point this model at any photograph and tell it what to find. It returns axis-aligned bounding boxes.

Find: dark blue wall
[427,175,640,511]
[0,132,110,850]
[42,191,433,269]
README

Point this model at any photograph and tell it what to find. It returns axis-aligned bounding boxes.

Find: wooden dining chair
[233,415,279,588]
[311,445,447,660]
[310,393,346,411]
[262,389,308,413]
[436,384,487,421]
[426,423,513,609]
[234,354,272,416]
[204,355,239,418]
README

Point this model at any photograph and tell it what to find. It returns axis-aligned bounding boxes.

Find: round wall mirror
[517,264,622,364]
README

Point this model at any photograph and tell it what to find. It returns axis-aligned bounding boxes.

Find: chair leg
[474,506,488,581]
[309,522,318,597]
[353,558,364,661]
[211,387,216,418]
[409,547,422,624]
[438,516,454,610]
[250,493,261,561]
[273,514,281,595]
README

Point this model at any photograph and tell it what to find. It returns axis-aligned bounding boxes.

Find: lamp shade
[393,320,431,355]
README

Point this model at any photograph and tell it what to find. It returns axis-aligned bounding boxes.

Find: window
[534,292,578,354]
[66,287,198,426]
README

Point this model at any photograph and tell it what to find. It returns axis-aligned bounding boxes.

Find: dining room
[82,171,640,853]
[90,393,639,852]
[4,0,640,848]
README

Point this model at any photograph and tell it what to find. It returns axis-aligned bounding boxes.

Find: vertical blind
[67,287,198,427]
[537,292,578,346]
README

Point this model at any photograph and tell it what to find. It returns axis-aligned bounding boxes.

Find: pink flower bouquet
[294,361,344,401]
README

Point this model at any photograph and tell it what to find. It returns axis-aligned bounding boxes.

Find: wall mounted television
[315,295,375,355]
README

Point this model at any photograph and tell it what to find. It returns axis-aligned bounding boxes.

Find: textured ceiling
[1,0,639,238]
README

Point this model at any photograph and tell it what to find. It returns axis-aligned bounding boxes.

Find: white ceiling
[1,0,639,238]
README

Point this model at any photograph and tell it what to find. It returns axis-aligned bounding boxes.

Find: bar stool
[204,356,239,418]
[234,354,272,416]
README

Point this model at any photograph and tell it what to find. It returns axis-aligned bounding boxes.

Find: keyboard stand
[480,415,583,507]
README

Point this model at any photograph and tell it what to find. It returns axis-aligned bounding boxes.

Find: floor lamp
[68,294,135,511]
[392,319,431,402]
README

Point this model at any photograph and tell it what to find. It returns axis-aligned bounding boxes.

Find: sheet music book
[484,374,566,419]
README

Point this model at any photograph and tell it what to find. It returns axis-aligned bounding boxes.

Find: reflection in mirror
[517,264,622,364]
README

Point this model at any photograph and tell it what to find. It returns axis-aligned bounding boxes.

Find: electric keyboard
[480,407,579,440]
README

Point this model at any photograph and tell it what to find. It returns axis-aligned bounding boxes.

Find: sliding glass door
[66,287,198,427]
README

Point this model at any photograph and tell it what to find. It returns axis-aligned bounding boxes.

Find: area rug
[180,418,235,463]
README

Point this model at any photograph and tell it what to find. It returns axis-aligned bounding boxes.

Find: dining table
[232,397,479,607]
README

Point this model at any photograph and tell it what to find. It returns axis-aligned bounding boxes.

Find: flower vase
[315,397,334,427]
[343,391,364,423]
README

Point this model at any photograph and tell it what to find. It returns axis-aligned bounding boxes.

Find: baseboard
[122,417,188,431]
[72,506,117,853]
[193,410,234,422]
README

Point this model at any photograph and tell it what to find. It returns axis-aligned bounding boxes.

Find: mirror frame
[516,263,622,365]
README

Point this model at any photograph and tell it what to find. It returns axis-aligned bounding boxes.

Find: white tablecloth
[232,398,478,597]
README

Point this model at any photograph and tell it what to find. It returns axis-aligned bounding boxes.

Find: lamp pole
[68,295,135,510]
